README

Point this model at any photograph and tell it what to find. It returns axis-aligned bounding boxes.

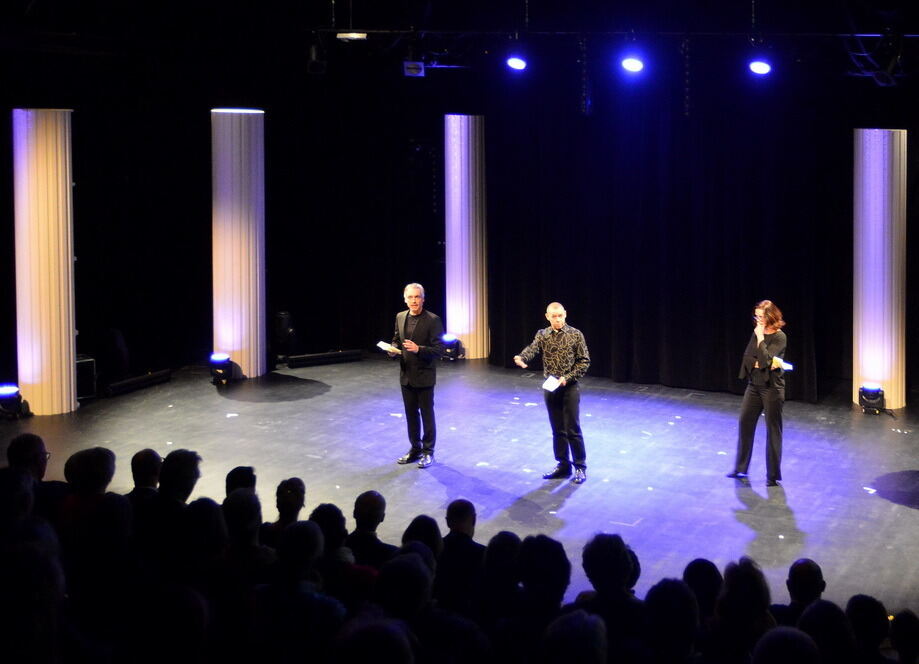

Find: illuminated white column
[852,129,907,408]
[13,109,78,415]
[444,114,489,359]
[211,109,267,379]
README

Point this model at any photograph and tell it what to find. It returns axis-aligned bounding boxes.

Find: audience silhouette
[1,433,916,664]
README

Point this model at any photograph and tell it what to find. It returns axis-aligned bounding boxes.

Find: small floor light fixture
[442,334,466,361]
[0,384,32,419]
[858,382,885,414]
[210,353,233,386]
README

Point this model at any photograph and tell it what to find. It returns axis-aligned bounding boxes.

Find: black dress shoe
[543,464,572,480]
[766,479,780,487]
[397,451,422,464]
[726,471,748,479]
[417,453,434,469]
[572,467,587,484]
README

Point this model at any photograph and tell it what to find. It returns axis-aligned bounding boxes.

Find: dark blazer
[738,330,787,389]
[393,309,446,387]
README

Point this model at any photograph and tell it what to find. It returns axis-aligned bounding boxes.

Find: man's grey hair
[404,283,425,297]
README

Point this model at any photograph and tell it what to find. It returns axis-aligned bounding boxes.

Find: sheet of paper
[542,375,561,392]
[377,340,401,353]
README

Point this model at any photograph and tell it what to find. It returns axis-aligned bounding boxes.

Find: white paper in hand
[377,341,401,353]
[542,376,561,392]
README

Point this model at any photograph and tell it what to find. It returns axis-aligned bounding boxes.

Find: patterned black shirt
[518,324,590,382]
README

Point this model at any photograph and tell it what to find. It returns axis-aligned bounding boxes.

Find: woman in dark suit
[727,300,787,486]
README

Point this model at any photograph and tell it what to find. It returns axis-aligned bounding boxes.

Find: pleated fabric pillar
[852,129,907,409]
[444,114,489,359]
[211,109,267,379]
[13,109,78,415]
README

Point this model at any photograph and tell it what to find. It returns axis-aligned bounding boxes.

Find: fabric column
[211,109,267,379]
[444,114,489,359]
[852,128,907,409]
[13,109,78,415]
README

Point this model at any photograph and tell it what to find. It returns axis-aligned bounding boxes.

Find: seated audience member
[181,497,230,593]
[6,432,68,520]
[707,557,776,664]
[260,477,305,550]
[253,520,346,663]
[890,610,919,664]
[434,498,486,617]
[847,594,897,664]
[375,551,435,622]
[223,488,277,583]
[225,465,256,497]
[345,490,399,569]
[798,599,858,664]
[683,558,723,625]
[126,448,162,527]
[568,533,647,663]
[645,578,699,664]
[474,530,522,635]
[542,609,607,664]
[0,542,67,664]
[139,449,202,570]
[334,618,416,664]
[495,534,571,664]
[752,626,819,664]
[770,558,826,627]
[58,447,133,645]
[401,514,444,560]
[309,502,376,612]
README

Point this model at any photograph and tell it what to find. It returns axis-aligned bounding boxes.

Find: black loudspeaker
[76,354,97,399]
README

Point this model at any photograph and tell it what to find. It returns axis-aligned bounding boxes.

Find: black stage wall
[1,3,918,402]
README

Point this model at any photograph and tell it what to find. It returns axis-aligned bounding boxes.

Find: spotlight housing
[210,353,233,386]
[0,384,32,420]
[858,382,885,415]
[441,334,466,361]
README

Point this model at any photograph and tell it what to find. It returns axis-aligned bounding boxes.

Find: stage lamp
[210,353,232,386]
[621,56,644,73]
[506,55,527,71]
[0,384,32,420]
[749,59,772,75]
[858,382,885,415]
[441,334,466,361]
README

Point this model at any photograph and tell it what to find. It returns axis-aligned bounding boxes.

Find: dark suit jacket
[738,330,787,389]
[392,309,445,387]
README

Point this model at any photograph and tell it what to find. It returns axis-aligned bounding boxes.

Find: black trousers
[401,384,436,454]
[733,382,784,481]
[544,382,586,469]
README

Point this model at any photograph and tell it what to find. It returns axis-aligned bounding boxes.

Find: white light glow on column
[13,109,78,415]
[852,128,907,408]
[445,114,489,359]
[211,109,267,379]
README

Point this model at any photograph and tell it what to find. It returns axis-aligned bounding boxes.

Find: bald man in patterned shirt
[514,302,591,484]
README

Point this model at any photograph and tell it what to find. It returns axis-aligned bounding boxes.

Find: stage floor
[3,356,919,612]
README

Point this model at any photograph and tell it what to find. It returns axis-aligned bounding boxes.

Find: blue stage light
[209,353,232,386]
[442,333,457,343]
[621,57,644,73]
[749,60,772,75]
[506,56,527,71]
[0,383,30,419]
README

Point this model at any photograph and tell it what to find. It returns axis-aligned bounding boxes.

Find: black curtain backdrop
[1,21,918,403]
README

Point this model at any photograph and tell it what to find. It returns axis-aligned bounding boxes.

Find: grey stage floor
[3,355,919,612]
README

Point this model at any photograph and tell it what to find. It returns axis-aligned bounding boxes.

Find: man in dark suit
[390,282,445,468]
